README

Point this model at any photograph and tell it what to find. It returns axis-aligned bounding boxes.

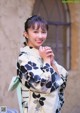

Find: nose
[38,33,42,39]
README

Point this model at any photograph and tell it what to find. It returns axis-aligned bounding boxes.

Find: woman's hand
[39,46,50,64]
[44,46,55,65]
[39,46,54,65]
[44,46,59,74]
[39,46,59,74]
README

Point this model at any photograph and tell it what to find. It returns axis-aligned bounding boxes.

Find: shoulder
[18,46,31,57]
[17,46,29,64]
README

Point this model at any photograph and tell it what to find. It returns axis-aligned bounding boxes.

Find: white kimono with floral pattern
[17,46,68,113]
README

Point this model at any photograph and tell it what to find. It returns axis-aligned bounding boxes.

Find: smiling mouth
[36,40,43,43]
[37,41,43,44]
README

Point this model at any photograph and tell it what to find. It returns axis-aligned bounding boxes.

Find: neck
[27,44,39,50]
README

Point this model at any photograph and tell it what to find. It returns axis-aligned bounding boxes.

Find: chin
[35,45,41,49]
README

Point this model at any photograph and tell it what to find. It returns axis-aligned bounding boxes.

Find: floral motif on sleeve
[57,74,68,111]
[17,52,64,93]
[56,66,68,112]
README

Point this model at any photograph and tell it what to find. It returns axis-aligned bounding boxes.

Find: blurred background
[0,0,80,113]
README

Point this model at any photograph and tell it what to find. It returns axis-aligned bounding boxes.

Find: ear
[23,31,28,38]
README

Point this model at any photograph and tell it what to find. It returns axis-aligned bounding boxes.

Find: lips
[36,40,43,44]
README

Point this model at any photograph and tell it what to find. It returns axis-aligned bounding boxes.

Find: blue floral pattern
[32,92,46,110]
[17,46,68,113]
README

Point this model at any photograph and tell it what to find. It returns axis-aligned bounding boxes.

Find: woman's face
[25,23,47,49]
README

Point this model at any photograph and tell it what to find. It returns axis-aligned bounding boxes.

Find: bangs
[25,15,48,32]
[31,22,48,31]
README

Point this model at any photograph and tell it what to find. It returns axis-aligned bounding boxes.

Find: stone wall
[62,3,80,113]
[69,4,80,70]
[0,0,35,110]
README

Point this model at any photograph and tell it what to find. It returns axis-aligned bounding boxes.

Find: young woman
[9,15,68,113]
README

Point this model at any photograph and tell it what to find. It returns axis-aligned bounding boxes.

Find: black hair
[24,15,48,32]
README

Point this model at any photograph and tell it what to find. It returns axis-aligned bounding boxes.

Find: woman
[9,15,68,113]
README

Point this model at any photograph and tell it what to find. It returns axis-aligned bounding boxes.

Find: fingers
[46,52,54,57]
[44,46,54,57]
[44,46,53,53]
[39,46,54,58]
[39,46,55,65]
[39,46,45,51]
[39,46,47,58]
[44,46,51,51]
[45,49,53,54]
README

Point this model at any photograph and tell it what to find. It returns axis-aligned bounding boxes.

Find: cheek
[43,34,47,40]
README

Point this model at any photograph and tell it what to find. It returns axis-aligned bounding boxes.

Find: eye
[33,30,39,33]
[41,31,47,33]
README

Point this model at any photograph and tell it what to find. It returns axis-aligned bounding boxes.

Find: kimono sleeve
[17,53,64,93]
[54,61,68,83]
[54,61,68,112]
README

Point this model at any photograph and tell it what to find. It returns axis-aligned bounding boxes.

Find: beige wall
[0,0,35,109]
[0,0,80,113]
[69,4,80,70]
[62,3,80,113]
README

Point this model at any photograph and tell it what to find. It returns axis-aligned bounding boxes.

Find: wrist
[44,58,51,65]
[51,61,55,67]
[52,63,60,75]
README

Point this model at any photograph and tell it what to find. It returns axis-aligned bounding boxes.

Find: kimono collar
[20,46,41,58]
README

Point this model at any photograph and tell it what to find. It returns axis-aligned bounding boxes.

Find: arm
[44,46,68,81]
[17,51,64,93]
[54,61,68,112]
[45,46,68,111]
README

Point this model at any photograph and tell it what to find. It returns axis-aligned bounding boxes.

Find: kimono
[10,46,68,113]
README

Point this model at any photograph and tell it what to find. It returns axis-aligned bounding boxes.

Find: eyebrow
[31,23,47,31]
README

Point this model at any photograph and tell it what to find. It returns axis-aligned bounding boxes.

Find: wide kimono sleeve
[17,52,65,93]
[54,61,68,112]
